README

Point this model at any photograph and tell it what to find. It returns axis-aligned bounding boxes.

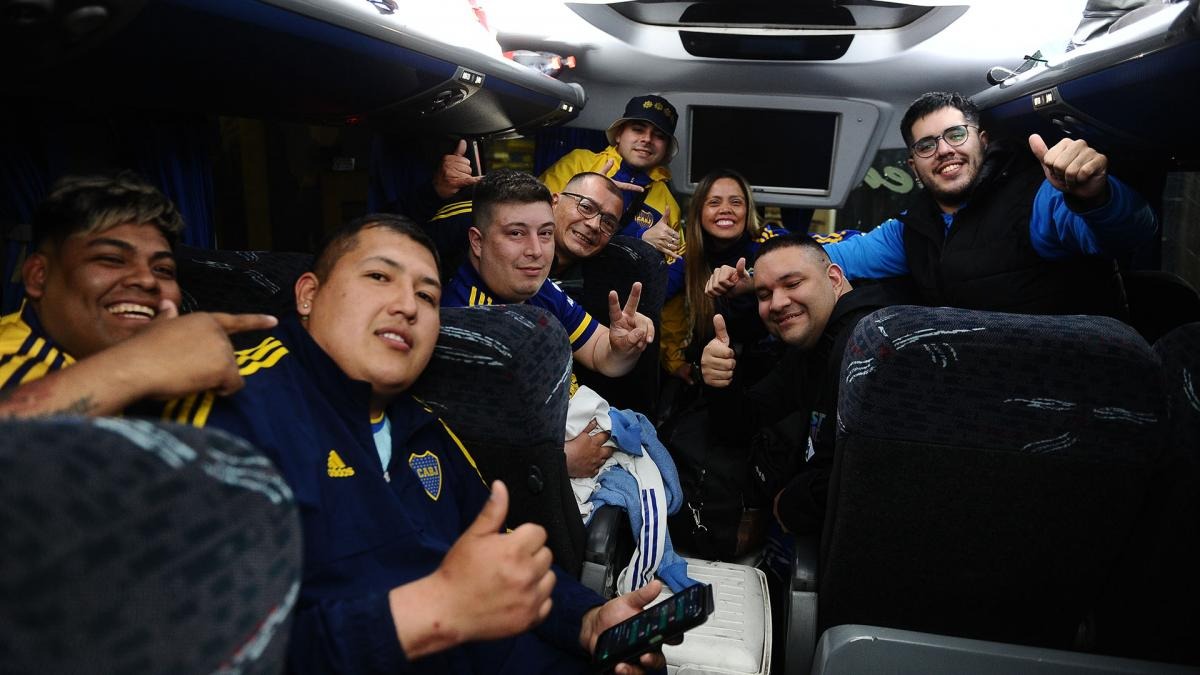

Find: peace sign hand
[607,281,655,356]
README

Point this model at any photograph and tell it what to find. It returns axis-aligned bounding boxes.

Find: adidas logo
[327,450,355,478]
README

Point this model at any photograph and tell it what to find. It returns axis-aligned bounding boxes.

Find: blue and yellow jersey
[442,262,598,352]
[0,301,76,391]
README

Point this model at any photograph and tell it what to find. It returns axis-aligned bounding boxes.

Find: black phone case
[591,583,714,673]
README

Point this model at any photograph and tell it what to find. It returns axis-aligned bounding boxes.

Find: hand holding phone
[592,583,714,673]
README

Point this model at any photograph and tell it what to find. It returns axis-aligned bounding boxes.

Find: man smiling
[550,172,625,275]
[824,91,1156,316]
[443,170,654,379]
[540,95,686,297]
[700,234,895,534]
[0,173,275,417]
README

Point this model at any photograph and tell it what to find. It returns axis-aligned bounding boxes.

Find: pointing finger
[213,312,279,335]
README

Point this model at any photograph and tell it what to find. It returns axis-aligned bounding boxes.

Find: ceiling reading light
[504,49,576,78]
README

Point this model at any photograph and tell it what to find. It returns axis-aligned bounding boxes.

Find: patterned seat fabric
[176,244,313,317]
[416,304,583,575]
[574,234,668,415]
[820,305,1167,650]
[0,418,302,674]
[1154,321,1200,456]
[838,305,1165,461]
[1098,322,1200,664]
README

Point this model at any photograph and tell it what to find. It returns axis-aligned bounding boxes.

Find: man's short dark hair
[472,169,551,233]
[755,233,831,267]
[563,172,622,203]
[32,172,185,252]
[312,213,440,281]
[900,92,981,148]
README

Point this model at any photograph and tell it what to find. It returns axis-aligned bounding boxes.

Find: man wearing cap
[540,94,685,290]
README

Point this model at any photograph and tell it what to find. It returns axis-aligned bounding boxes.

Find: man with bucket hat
[541,94,685,282]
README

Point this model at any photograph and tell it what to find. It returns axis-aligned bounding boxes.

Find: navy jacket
[183,317,603,674]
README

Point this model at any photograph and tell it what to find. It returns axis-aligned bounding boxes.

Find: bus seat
[176,244,313,348]
[811,624,1198,675]
[570,234,669,417]
[414,304,586,576]
[788,305,1168,669]
[0,418,302,674]
[1121,270,1200,344]
[1097,322,1200,666]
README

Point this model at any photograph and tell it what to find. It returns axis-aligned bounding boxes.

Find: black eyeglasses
[910,124,978,158]
[560,192,620,237]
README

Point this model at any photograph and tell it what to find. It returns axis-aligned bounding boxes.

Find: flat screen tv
[687,106,839,196]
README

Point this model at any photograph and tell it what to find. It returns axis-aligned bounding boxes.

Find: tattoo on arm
[0,380,99,419]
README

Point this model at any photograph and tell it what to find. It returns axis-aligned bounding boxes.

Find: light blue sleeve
[1028,176,1157,260]
[822,218,910,279]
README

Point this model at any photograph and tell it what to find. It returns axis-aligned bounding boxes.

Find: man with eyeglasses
[823,91,1156,316]
[550,172,626,278]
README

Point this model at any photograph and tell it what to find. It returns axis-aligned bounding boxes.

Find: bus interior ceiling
[3,0,1198,288]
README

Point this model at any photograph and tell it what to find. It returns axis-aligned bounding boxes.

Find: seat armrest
[786,534,820,674]
[793,533,819,592]
[580,504,632,597]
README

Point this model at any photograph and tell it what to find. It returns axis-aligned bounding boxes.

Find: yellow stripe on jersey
[0,307,32,356]
[162,397,180,420]
[0,305,76,389]
[370,410,385,424]
[430,200,473,221]
[0,356,50,389]
[468,287,493,307]
[237,337,283,365]
[236,336,289,376]
[568,315,593,345]
[171,392,198,424]
[239,346,289,376]
[189,391,217,427]
[437,419,488,488]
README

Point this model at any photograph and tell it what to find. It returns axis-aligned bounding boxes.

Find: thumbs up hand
[705,257,751,298]
[1028,133,1109,209]
[700,314,737,388]
[433,139,484,200]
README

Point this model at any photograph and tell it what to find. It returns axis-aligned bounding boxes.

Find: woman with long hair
[660,168,787,384]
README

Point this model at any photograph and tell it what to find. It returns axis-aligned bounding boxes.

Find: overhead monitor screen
[688,106,838,195]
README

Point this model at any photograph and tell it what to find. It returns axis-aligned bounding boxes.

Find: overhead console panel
[972,0,1200,163]
[0,0,585,138]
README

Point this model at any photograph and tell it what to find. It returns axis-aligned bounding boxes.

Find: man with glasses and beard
[821,91,1156,316]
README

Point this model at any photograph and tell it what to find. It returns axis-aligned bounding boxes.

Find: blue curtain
[119,116,217,250]
[368,133,434,218]
[532,127,608,176]
[0,115,217,313]
[0,128,51,314]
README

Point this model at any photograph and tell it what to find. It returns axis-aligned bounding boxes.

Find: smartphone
[592,583,714,673]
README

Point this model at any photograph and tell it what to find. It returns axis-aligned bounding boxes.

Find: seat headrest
[839,305,1165,464]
